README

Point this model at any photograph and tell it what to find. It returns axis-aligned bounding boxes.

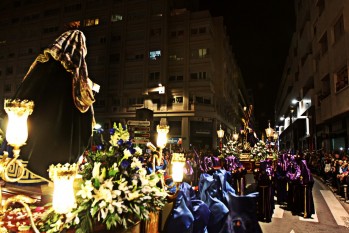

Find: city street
[259,177,349,233]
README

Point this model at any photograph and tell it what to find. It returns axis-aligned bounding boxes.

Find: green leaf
[90,205,99,217]
[93,178,100,188]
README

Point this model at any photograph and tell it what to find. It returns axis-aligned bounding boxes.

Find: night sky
[200,0,296,131]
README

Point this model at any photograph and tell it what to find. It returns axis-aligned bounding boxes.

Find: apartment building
[276,0,349,153]
[0,0,248,150]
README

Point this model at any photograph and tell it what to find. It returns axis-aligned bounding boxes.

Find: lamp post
[217,124,224,153]
[290,108,294,152]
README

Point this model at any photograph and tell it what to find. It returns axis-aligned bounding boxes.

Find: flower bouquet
[250,140,278,162]
[221,140,242,159]
[72,123,168,232]
[3,123,168,233]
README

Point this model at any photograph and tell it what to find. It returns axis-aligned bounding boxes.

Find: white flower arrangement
[36,123,168,233]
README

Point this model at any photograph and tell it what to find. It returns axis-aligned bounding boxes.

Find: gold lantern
[232,127,239,141]
[171,153,186,183]
[3,99,34,182]
[4,99,34,152]
[49,163,77,214]
[217,124,224,152]
[265,121,274,138]
[156,118,169,165]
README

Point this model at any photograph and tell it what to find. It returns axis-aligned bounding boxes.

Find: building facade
[276,0,349,153]
[0,0,250,150]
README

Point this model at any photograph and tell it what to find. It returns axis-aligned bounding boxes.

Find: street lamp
[217,124,224,152]
[290,108,295,151]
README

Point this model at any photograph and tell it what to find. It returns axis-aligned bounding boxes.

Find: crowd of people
[154,146,317,226]
[304,149,349,203]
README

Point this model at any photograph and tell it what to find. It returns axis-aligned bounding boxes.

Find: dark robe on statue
[12,30,97,180]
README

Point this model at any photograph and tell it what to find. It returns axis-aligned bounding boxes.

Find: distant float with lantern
[220,105,279,172]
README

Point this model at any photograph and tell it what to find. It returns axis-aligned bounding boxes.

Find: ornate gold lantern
[171,153,186,183]
[232,127,239,141]
[49,163,77,214]
[265,121,274,138]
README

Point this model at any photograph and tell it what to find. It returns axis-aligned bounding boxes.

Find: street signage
[128,126,150,132]
[132,138,150,144]
[127,120,151,144]
[127,120,150,126]
[168,137,182,144]
[134,132,150,138]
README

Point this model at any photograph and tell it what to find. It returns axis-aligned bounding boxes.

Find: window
[149,72,160,82]
[335,66,348,92]
[149,50,161,60]
[319,32,328,55]
[84,18,99,27]
[128,97,144,105]
[199,48,208,58]
[169,50,184,61]
[169,74,184,82]
[321,74,330,98]
[334,15,344,42]
[100,37,106,44]
[111,14,123,22]
[168,96,183,104]
[195,96,211,104]
[191,48,209,59]
[150,28,161,37]
[170,30,184,39]
[190,72,208,80]
[126,52,144,61]
[191,27,207,35]
[111,34,121,42]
